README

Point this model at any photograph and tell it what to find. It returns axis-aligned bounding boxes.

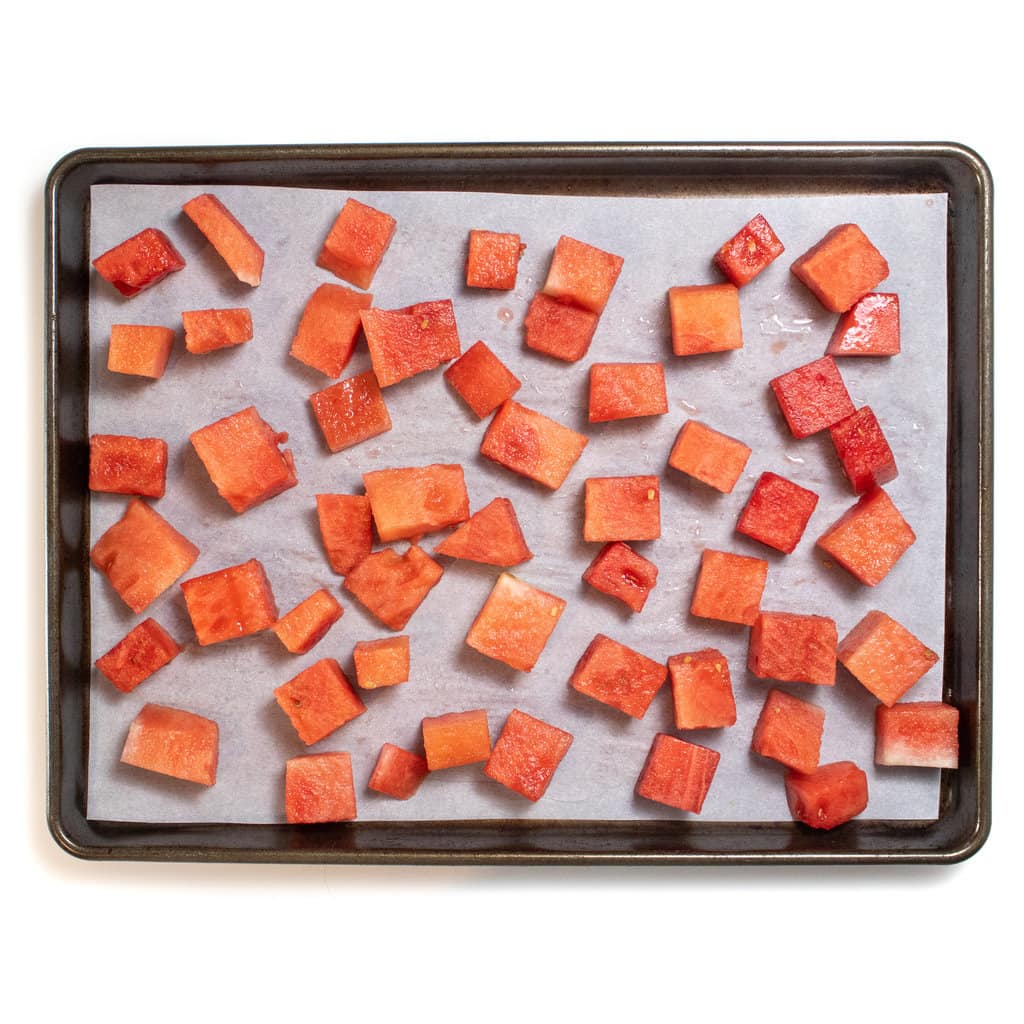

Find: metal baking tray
[45,142,992,864]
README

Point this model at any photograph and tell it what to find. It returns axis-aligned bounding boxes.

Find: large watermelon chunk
[310,370,392,453]
[94,618,181,693]
[317,198,396,290]
[542,235,623,314]
[751,688,825,774]
[182,307,253,354]
[714,213,785,287]
[363,464,470,542]
[770,356,856,439]
[465,230,524,290]
[736,472,819,554]
[588,362,668,422]
[569,633,667,719]
[668,649,736,730]
[180,559,278,646]
[360,299,460,386]
[422,710,492,770]
[668,420,751,493]
[668,284,743,356]
[368,743,429,799]
[274,658,366,745]
[785,761,869,829]
[524,293,600,362]
[89,434,168,498]
[875,702,959,768]
[583,476,660,543]
[182,193,264,287]
[582,542,658,613]
[286,752,357,823]
[443,340,522,418]
[749,612,837,686]
[93,228,185,297]
[120,703,218,786]
[272,589,344,655]
[353,636,410,689]
[315,494,373,575]
[433,497,532,567]
[829,407,898,494]
[107,324,175,379]
[690,549,768,626]
[290,283,373,378]
[343,546,443,630]
[484,709,573,801]
[635,734,720,814]
[827,293,901,356]
[791,223,889,313]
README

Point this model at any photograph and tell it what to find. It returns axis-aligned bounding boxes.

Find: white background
[5,3,1017,1021]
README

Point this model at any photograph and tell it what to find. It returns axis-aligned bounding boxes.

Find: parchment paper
[86,183,948,824]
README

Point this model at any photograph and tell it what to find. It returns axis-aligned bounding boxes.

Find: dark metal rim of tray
[44,142,993,866]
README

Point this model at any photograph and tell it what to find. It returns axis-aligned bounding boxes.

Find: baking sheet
[85,183,948,824]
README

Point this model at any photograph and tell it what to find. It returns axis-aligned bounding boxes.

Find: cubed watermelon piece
[569,633,668,719]
[182,193,265,286]
[92,228,185,297]
[466,230,524,290]
[523,292,600,362]
[274,658,366,745]
[310,370,392,453]
[91,499,199,613]
[107,324,175,379]
[484,709,574,801]
[182,307,253,354]
[668,284,743,356]
[736,472,819,554]
[817,487,916,586]
[542,235,624,315]
[286,752,357,822]
[94,618,181,693]
[690,549,768,627]
[668,649,737,730]
[875,702,959,768]
[785,761,869,829]
[465,572,566,672]
[368,743,429,799]
[422,709,491,770]
[360,299,461,387]
[343,545,443,631]
[791,223,890,313]
[353,635,410,689]
[315,493,373,575]
[443,340,522,418]
[668,420,751,493]
[749,612,837,686]
[480,400,588,490]
[583,476,661,542]
[433,497,533,567]
[89,434,168,498]
[120,703,218,786]
[827,293,901,356]
[770,356,856,438]
[272,589,344,655]
[588,362,668,422]
[635,733,719,814]
[829,407,898,494]
[839,610,939,706]
[180,559,278,646]
[363,464,470,542]
[751,688,825,774]
[317,198,397,290]
[289,283,374,378]
[714,213,785,287]
[582,541,658,613]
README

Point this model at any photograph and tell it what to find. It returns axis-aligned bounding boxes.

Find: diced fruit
[480,400,588,490]
[829,407,898,493]
[289,283,373,378]
[635,734,719,813]
[274,658,366,745]
[368,743,429,799]
[751,688,825,773]
[484,709,573,801]
[285,752,357,823]
[736,472,819,554]
[120,703,218,786]
[690,549,768,627]
[360,299,460,386]
[583,476,660,542]
[827,293,901,356]
[190,406,297,513]
[875,702,959,768]
[182,193,264,286]
[422,710,491,770]
[668,284,743,356]
[107,324,175,379]
[582,542,658,613]
[315,494,373,575]
[569,633,668,719]
[317,198,397,290]
[94,618,181,693]
[92,228,185,297]
[668,649,737,730]
[838,610,939,706]
[343,546,443,631]
[749,612,837,686]
[791,223,890,313]
[91,499,199,613]
[465,230,524,289]
[272,589,344,654]
[310,370,392,453]
[182,307,253,354]
[465,572,566,672]
[714,213,785,287]
[443,340,521,418]
[588,362,668,422]
[542,235,624,315]
[524,293,600,362]
[89,434,167,498]
[668,419,751,493]
[433,497,532,567]
[785,761,869,829]
[181,559,278,646]
[817,487,916,586]
[770,356,855,438]
[363,464,470,542]
[353,636,410,689]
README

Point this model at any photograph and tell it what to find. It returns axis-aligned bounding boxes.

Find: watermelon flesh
[636,733,720,814]
[286,752,357,823]
[274,659,366,745]
[829,406,898,494]
[182,193,264,287]
[582,542,658,613]
[465,230,523,290]
[182,307,253,354]
[310,370,392,453]
[770,356,856,439]
[272,589,344,655]
[484,709,573,801]
[353,636,410,689]
[524,292,600,362]
[363,464,470,542]
[751,688,825,774]
[368,743,429,799]
[315,493,373,575]
[422,710,491,770]
[120,703,218,786]
[583,476,661,543]
[107,324,175,379]
[588,362,668,422]
[569,633,668,719]
[93,228,185,297]
[360,299,461,386]
[89,434,168,498]
[542,234,623,315]
[690,549,768,627]
[785,761,869,829]
[668,649,736,730]
[343,546,443,631]
[875,702,959,768]
[791,223,889,313]
[180,559,278,646]
[749,612,837,686]
[668,420,751,493]
[433,497,533,567]
[95,618,181,693]
[290,283,373,378]
[714,213,785,287]
[443,340,521,418]
[317,198,396,290]
[827,293,901,356]
[668,283,743,355]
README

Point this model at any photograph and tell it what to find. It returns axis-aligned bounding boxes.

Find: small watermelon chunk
[286,752,357,823]
[422,709,491,770]
[770,356,856,439]
[785,761,869,829]
[272,589,344,655]
[636,733,719,814]
[736,472,819,554]
[791,223,889,313]
[583,476,661,542]
[569,633,668,719]
[524,292,600,362]
[95,618,181,693]
[181,559,278,646]
[368,743,429,799]
[466,230,524,290]
[363,464,470,542]
[353,636,410,689]
[668,649,737,730]
[274,658,366,746]
[89,434,167,498]
[588,362,668,422]
[690,548,768,627]
[582,542,658,613]
[443,340,522,418]
[93,228,185,297]
[433,497,532,567]
[714,213,785,287]
[317,198,396,290]
[542,235,623,315]
[668,419,751,493]
[484,709,573,801]
[360,299,460,387]
[107,324,175,379]
[310,370,392,453]
[182,307,253,354]
[827,293,901,356]
[343,545,443,631]
[182,193,264,286]
[120,703,218,786]
[875,702,959,768]
[668,283,743,356]
[315,494,373,575]
[749,612,837,686]
[290,283,373,378]
[829,407,898,494]
[752,688,825,774]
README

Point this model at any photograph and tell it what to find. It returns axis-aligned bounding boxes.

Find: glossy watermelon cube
[588,362,668,422]
[310,370,392,453]
[274,658,366,745]
[751,688,825,774]
[433,497,533,567]
[422,709,491,770]
[542,235,624,315]
[465,230,524,290]
[182,307,253,354]
[353,635,410,689]
[481,400,588,490]
[368,743,429,799]
[343,545,443,631]
[94,618,181,693]
[360,299,461,386]
[91,499,199,613]
[286,752,357,822]
[791,223,890,313]
[182,192,264,286]
[181,559,278,646]
[785,761,868,829]
[316,493,373,575]
[829,407,898,494]
[582,541,658,613]
[668,419,751,493]
[317,198,397,290]
[690,549,768,627]
[583,476,660,543]
[668,649,737,730]
[839,610,939,706]
[484,709,574,801]
[363,464,470,542]
[523,292,600,362]
[875,702,959,768]
[749,612,837,686]
[770,356,855,438]
[736,472,819,554]
[668,283,743,356]
[827,293,901,356]
[120,703,218,786]
[107,324,175,379]
[93,228,185,297]
[569,633,668,719]
[89,434,168,498]
[272,589,344,655]
[714,213,785,286]
[443,340,522,418]
[290,283,373,378]
[635,734,720,814]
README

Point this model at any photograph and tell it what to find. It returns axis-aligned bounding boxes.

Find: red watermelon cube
[791,223,889,313]
[484,709,574,801]
[310,370,392,453]
[785,761,869,829]
[94,618,181,693]
[542,235,624,315]
[465,230,524,290]
[343,545,443,631]
[363,464,470,542]
[360,299,461,386]
[668,419,751,493]
[584,476,660,543]
[875,702,959,768]
[120,703,218,786]
[286,752,357,823]
[668,649,737,730]
[272,589,344,655]
[582,541,658,613]
[315,493,373,575]
[751,688,825,774]
[588,362,668,422]
[714,213,785,286]
[317,198,396,290]
[749,612,837,686]
[829,407,898,494]
[433,497,533,567]
[736,472,819,554]
[289,283,373,378]
[524,293,600,362]
[422,710,492,770]
[89,434,168,498]
[368,743,429,799]
[107,324,175,379]
[274,658,366,746]
[770,356,856,438]
[690,549,768,627]
[181,559,278,646]
[569,633,668,719]
[827,293,901,357]
[182,307,253,354]
[93,228,185,297]
[636,733,720,814]
[668,284,743,356]
[182,193,264,287]
[353,635,410,689]
[443,340,522,418]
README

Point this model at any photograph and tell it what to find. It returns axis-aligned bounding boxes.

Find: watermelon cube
[690,549,768,627]
[182,307,253,355]
[668,283,743,356]
[190,406,297,513]
[736,472,819,554]
[770,356,856,439]
[91,499,199,613]
[569,633,668,719]
[582,541,658,613]
[785,761,869,829]
[182,193,264,287]
[363,464,470,542]
[92,228,185,297]
[524,293,600,362]
[272,589,344,655]
[817,487,916,586]
[635,733,720,814]
[443,340,522,418]
[343,545,443,631]
[791,223,890,313]
[181,559,278,646]
[465,230,524,290]
[353,635,410,689]
[368,743,429,799]
[875,702,959,768]
[274,658,366,746]
[829,407,898,494]
[315,493,373,575]
[422,710,492,770]
[360,299,461,387]
[749,612,837,686]
[107,324,175,379]
[751,688,825,774]
[465,572,566,672]
[668,649,737,730]
[583,476,660,543]
[285,752,357,823]
[588,362,669,422]
[484,709,574,801]
[827,293,901,357]
[668,419,751,493]
[542,235,624,315]
[317,198,396,290]
[120,703,218,786]
[480,400,588,490]
[433,497,533,567]
[94,618,181,693]
[289,283,373,378]
[89,434,168,498]
[714,213,785,287]
[310,370,392,453]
